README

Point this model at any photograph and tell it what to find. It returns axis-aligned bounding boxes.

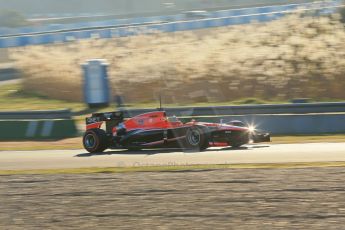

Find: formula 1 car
[82,110,270,153]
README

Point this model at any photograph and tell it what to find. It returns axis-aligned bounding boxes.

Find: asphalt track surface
[1,142,345,170]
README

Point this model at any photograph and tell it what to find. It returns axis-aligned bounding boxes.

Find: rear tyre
[83,129,109,153]
[183,126,209,151]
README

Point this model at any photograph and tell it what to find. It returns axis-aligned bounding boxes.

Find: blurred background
[0,0,344,143]
[2,3,345,229]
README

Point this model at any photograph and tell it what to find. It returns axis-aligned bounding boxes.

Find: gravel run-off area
[1,167,345,229]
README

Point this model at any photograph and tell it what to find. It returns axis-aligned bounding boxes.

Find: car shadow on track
[75,144,270,158]
[75,148,183,157]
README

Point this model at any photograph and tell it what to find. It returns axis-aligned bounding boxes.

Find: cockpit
[167,115,180,123]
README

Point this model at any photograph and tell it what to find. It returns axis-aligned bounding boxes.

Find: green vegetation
[0,84,268,112]
[1,83,343,113]
[0,137,82,151]
[271,134,345,144]
[0,83,86,111]
[1,162,345,175]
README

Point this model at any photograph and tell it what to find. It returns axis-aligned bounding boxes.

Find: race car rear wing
[86,111,124,133]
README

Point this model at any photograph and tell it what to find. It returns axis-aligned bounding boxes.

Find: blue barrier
[0,0,341,48]
[0,1,340,37]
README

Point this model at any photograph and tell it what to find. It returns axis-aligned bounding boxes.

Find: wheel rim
[188,129,201,146]
[84,134,96,149]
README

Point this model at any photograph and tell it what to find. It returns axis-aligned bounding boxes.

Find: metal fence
[0,0,340,48]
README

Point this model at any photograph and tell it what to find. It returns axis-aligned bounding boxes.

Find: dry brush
[10,14,345,104]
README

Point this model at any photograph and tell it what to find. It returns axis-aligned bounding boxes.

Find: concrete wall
[180,114,345,135]
[121,102,345,118]
[124,103,345,135]
[0,109,77,140]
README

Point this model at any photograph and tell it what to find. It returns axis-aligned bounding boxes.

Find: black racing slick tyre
[83,129,109,153]
[183,126,209,151]
[230,136,249,148]
[230,143,244,148]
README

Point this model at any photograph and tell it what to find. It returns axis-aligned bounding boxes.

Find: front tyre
[83,129,109,153]
[184,127,208,151]
[230,135,249,148]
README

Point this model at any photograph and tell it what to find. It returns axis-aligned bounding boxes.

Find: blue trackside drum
[82,59,110,108]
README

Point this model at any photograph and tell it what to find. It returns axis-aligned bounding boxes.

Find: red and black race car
[83,110,270,153]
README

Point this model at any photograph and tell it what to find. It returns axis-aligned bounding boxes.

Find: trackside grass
[0,83,86,111]
[0,83,321,111]
[1,162,345,175]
